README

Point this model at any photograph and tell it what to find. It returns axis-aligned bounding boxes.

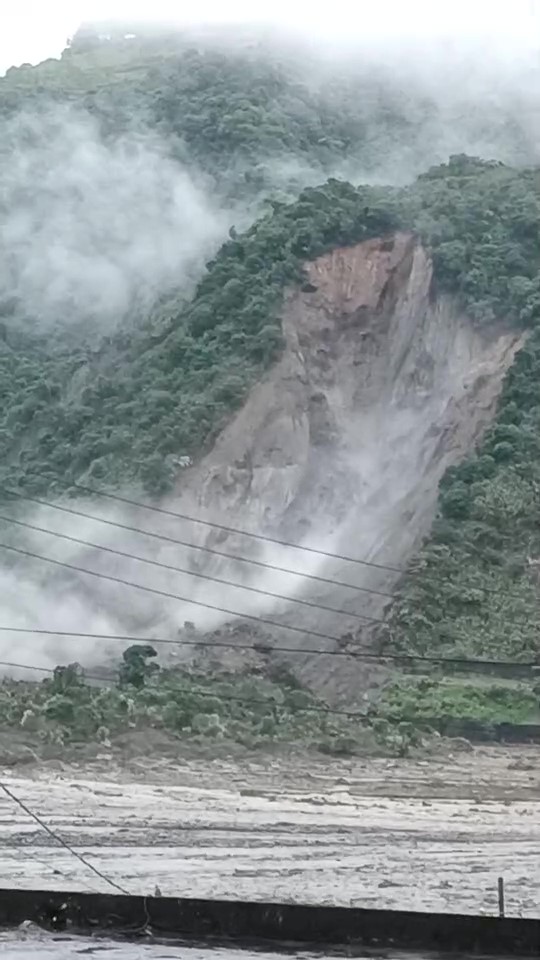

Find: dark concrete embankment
[1,890,539,956]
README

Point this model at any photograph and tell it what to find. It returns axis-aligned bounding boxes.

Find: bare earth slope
[172,233,523,700]
[4,233,523,690]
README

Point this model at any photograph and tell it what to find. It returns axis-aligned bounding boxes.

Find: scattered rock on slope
[170,232,523,702]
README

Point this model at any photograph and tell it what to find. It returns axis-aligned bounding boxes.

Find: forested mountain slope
[1,27,540,749]
[2,159,540,498]
[5,22,540,193]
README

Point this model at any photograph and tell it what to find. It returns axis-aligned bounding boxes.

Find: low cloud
[0,106,231,329]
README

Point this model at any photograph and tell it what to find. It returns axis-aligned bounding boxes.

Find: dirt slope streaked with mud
[170,233,523,700]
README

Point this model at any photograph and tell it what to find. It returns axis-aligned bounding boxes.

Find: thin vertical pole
[498,877,505,918]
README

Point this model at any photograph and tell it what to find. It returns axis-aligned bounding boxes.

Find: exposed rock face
[173,233,523,701]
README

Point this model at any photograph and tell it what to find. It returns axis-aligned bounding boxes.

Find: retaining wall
[0,890,539,955]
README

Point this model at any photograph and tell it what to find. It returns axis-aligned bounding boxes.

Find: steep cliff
[174,233,522,702]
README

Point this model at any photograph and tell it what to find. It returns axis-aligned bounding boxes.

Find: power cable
[0,511,387,624]
[68,480,540,601]
[1,656,536,738]
[0,659,78,677]
[0,506,536,665]
[0,774,98,894]
[0,540,385,643]
[0,628,535,670]
[0,499,536,662]
[0,536,536,665]
[0,658,114,683]
[3,650,539,768]
[5,484,538,607]
[70,479,403,569]
[0,658,469,726]
[0,537,529,661]
[0,782,129,895]
[16,851,98,894]
[71,484,540,605]
[0,488,395,601]
[0,657,372,721]
[8,501,536,636]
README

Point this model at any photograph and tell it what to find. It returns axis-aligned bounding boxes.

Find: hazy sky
[2,0,540,74]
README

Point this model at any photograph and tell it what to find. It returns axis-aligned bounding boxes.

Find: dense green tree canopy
[3,32,540,737]
[2,158,540,502]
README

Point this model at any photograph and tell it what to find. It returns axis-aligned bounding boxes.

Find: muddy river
[0,746,538,920]
[2,933,367,959]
